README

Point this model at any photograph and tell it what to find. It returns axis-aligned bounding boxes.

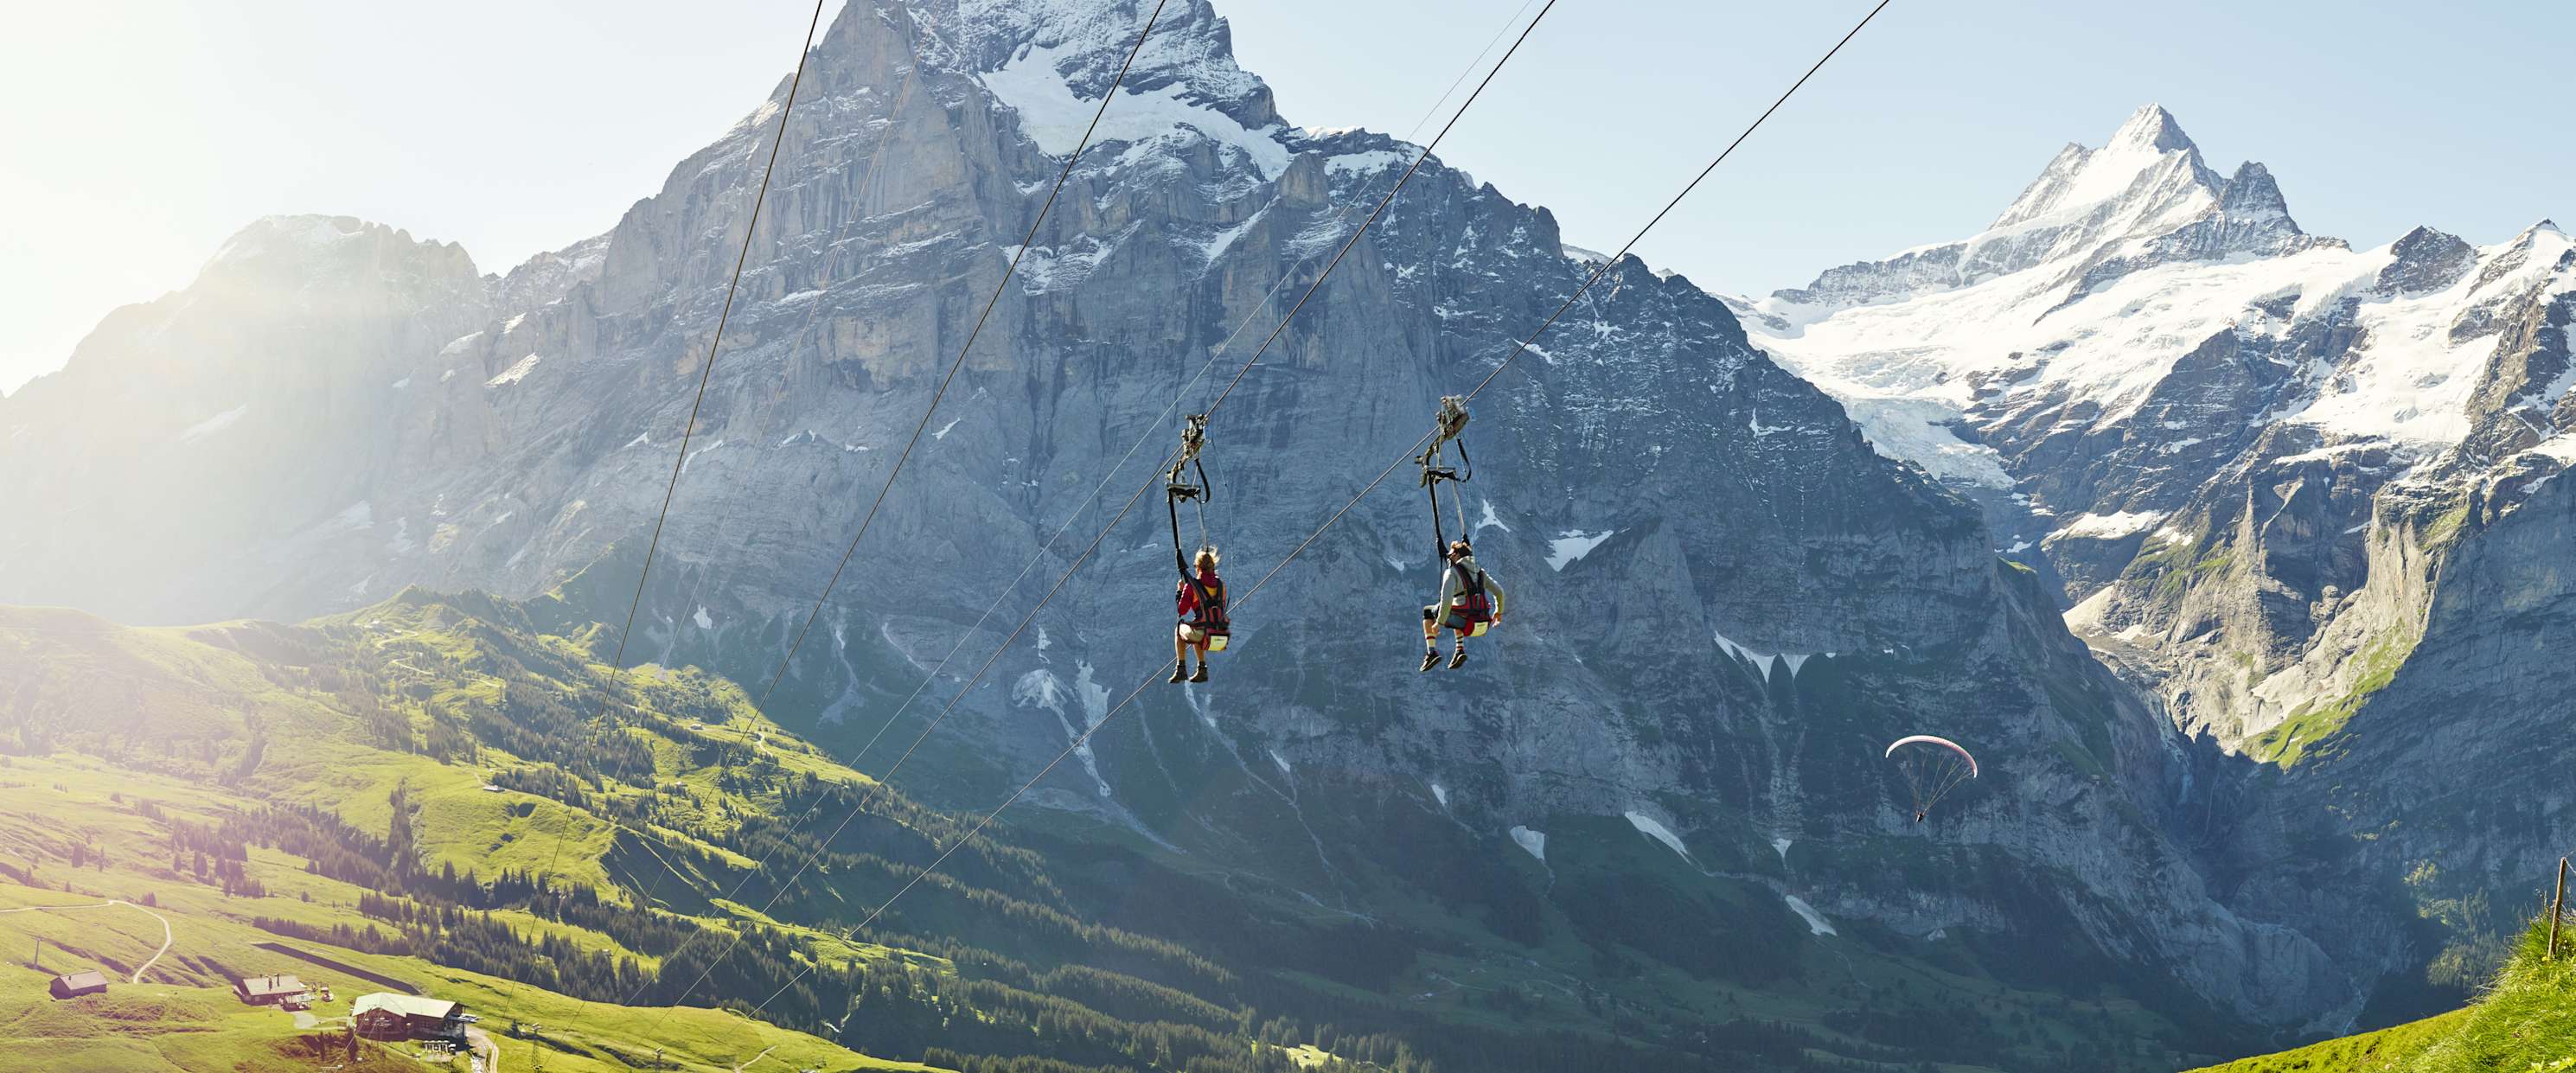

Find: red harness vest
[1179,574,1229,631]
[1449,564,1493,624]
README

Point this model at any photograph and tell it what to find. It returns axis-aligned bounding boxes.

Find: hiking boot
[1419,649,1440,673]
[1169,664,1188,683]
[1190,664,1209,683]
[1448,648,1468,669]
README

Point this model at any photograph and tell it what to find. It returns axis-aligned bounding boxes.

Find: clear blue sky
[4,0,2568,392]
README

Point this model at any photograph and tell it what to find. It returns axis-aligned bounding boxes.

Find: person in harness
[1422,539,1503,671]
[1172,546,1227,683]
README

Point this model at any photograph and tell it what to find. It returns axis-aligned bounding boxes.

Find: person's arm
[1487,572,1505,618]
[1437,565,1460,607]
[1176,578,1197,616]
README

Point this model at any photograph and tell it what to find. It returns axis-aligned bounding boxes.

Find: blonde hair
[1193,546,1220,572]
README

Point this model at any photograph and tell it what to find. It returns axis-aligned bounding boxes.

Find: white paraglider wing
[1885,735,1978,816]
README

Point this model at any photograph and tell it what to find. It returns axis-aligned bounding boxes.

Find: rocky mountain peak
[2110,101,2196,154]
[1987,103,2214,231]
[2376,225,2476,295]
[2215,162,2293,225]
[1757,105,2259,315]
[942,0,1285,163]
[203,214,479,288]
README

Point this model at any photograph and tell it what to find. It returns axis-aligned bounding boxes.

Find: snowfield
[2055,510,2167,540]
[1624,811,1692,864]
[1782,894,1838,936]
[978,40,1288,178]
[1544,529,1614,572]
[485,353,542,387]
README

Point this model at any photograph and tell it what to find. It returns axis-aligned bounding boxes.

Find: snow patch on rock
[177,405,248,443]
[978,40,1288,178]
[1713,631,1825,680]
[1325,150,1408,178]
[1545,529,1614,572]
[485,353,541,388]
[1624,811,1692,864]
[2056,509,2166,540]
[1783,894,1838,936]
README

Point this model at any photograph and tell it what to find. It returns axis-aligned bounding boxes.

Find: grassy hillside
[2,591,2242,1070]
[2192,919,2576,1071]
[0,754,930,1071]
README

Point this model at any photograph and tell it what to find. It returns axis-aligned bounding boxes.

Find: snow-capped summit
[1740,104,2568,498]
[950,0,1292,177]
[1756,105,2325,324]
[1989,103,2203,231]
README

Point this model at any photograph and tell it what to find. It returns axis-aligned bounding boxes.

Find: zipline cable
[787,0,1553,805]
[654,1,943,662]
[751,0,1174,709]
[620,3,945,919]
[590,0,826,722]
[1457,0,1895,405]
[542,0,829,888]
[740,0,1895,1020]
[642,0,1561,1012]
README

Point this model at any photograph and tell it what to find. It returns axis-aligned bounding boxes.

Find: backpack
[1448,563,1494,635]
[1179,575,1230,648]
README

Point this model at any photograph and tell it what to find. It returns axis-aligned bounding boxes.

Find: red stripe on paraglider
[1883,735,1978,779]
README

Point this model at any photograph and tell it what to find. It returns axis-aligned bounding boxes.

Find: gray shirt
[1436,554,1505,616]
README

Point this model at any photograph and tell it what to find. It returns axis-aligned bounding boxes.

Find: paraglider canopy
[1884,735,1978,821]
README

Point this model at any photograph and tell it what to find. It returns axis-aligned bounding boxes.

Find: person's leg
[1189,636,1210,682]
[1447,625,1469,668]
[1420,608,1440,671]
[1170,625,1189,682]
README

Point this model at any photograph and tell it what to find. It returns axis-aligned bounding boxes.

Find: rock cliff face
[0,1,2415,1044]
[1738,103,2576,1026]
